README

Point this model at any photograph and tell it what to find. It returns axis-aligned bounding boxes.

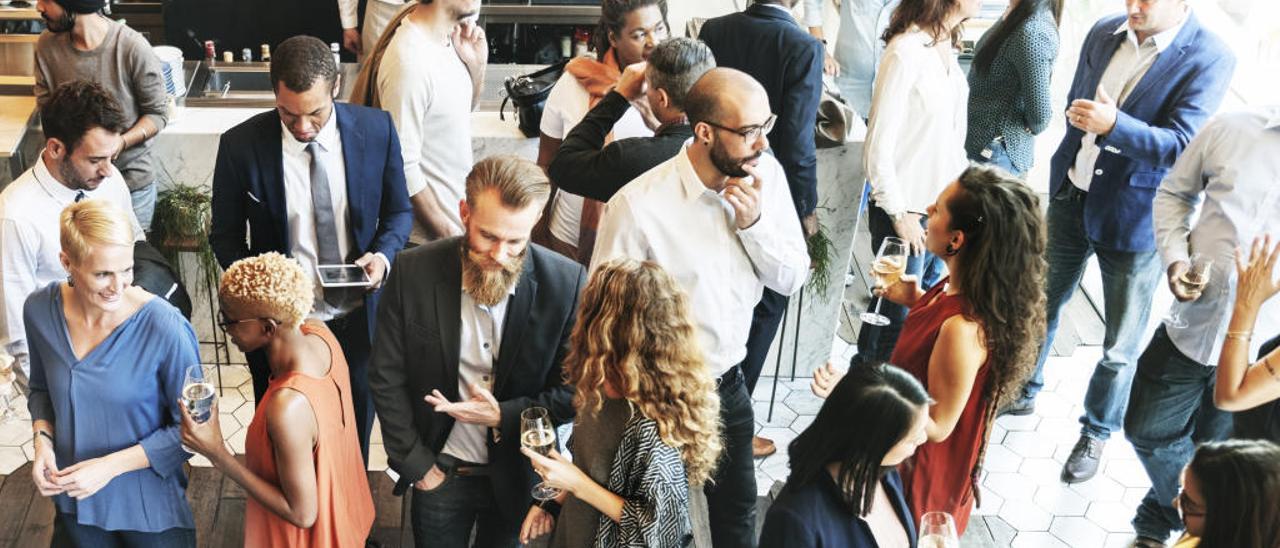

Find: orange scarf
[557,49,624,265]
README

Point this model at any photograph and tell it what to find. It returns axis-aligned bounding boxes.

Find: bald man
[591,68,810,548]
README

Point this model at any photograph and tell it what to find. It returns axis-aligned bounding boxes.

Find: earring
[66,276,75,288]
[945,244,958,257]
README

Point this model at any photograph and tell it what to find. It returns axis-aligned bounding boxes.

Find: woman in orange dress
[180,252,375,547]
[816,164,1046,533]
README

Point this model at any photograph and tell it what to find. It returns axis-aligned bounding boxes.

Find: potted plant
[150,182,218,296]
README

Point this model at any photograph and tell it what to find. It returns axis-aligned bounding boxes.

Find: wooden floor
[0,459,413,548]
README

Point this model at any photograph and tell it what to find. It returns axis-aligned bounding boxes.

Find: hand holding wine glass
[861,237,908,326]
[1166,253,1213,328]
[520,407,563,501]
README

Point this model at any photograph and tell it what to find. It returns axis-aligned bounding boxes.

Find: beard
[43,10,75,33]
[58,154,102,191]
[460,240,525,306]
[710,141,762,178]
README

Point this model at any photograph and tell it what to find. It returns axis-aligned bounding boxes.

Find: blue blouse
[25,282,197,532]
[759,469,917,548]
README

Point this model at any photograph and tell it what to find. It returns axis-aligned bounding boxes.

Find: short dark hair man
[547,36,715,203]
[209,35,413,462]
[370,155,584,547]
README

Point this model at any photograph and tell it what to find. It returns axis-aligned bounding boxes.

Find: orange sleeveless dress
[243,322,375,548]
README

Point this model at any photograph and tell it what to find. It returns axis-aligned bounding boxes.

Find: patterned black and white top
[594,409,693,547]
[965,5,1061,174]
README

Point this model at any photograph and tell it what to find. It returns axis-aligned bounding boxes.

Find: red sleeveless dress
[890,279,990,535]
[243,322,375,547]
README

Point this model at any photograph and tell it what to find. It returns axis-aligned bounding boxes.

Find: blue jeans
[410,469,518,548]
[968,138,1024,178]
[58,514,195,548]
[1022,184,1162,440]
[129,182,157,233]
[1124,326,1231,541]
[853,202,946,365]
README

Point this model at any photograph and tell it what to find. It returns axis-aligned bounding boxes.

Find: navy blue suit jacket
[699,3,823,217]
[209,102,413,338]
[1048,13,1234,252]
[760,469,917,548]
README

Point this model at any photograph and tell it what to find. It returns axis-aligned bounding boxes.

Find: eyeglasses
[216,311,274,332]
[703,114,777,142]
[1176,489,1205,518]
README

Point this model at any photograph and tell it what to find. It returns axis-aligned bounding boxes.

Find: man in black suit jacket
[209,36,412,462]
[369,155,585,547]
[699,0,823,458]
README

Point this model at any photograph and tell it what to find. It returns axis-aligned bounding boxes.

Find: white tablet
[316,264,372,288]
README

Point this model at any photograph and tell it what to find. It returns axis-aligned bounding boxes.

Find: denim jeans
[704,366,758,548]
[853,203,946,365]
[410,471,518,548]
[58,514,195,548]
[1021,183,1162,440]
[129,182,157,233]
[968,138,1024,179]
[1124,326,1231,541]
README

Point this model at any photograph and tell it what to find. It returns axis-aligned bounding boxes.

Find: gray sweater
[35,19,168,191]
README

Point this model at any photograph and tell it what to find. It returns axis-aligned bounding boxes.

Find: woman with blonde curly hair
[518,259,721,547]
[179,252,375,547]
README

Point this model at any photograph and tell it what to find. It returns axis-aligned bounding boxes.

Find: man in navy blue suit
[1008,0,1235,486]
[210,35,412,463]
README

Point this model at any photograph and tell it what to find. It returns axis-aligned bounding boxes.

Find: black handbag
[500,60,568,138]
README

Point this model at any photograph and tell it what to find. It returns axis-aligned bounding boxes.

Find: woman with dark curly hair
[1175,439,1280,548]
[518,259,721,547]
[816,163,1046,533]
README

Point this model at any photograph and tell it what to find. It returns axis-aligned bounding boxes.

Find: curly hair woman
[815,164,1046,533]
[179,252,374,547]
[519,259,721,547]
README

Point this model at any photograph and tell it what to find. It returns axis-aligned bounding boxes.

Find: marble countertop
[0,95,35,159]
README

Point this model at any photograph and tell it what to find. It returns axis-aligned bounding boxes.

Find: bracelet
[35,430,54,444]
[1263,356,1280,382]
[1225,330,1253,341]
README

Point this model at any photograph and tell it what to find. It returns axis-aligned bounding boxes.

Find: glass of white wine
[1165,253,1213,329]
[861,237,908,327]
[182,364,216,424]
[521,406,561,501]
[918,511,960,548]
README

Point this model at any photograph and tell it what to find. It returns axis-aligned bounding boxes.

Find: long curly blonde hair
[565,259,722,485]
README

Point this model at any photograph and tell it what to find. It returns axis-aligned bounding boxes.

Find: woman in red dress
[817,164,1046,533]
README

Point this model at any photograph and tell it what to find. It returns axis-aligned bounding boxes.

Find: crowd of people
[0,0,1277,547]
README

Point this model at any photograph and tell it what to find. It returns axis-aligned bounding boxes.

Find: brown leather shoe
[753,436,777,458]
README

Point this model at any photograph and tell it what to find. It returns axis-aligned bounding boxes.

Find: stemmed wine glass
[918,511,960,548]
[1165,253,1213,329]
[861,237,909,326]
[521,407,561,501]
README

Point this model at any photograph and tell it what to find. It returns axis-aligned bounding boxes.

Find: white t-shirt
[540,70,652,247]
[378,19,473,234]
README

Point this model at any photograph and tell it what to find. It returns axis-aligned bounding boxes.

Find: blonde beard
[461,244,524,306]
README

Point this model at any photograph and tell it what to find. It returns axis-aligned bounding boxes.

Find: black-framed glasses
[216,310,274,332]
[704,114,777,142]
[1176,489,1205,517]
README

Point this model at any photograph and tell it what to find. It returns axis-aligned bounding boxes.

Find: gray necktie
[306,142,351,308]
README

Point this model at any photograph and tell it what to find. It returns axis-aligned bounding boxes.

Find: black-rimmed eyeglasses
[216,311,275,332]
[703,114,777,142]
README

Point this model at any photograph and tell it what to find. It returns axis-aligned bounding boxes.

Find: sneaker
[1061,435,1105,484]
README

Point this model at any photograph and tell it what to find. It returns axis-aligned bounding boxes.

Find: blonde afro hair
[218,252,314,328]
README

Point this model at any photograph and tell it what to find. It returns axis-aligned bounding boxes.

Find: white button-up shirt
[1069,12,1188,192]
[0,155,143,378]
[591,145,810,377]
[1154,107,1280,365]
[440,283,515,465]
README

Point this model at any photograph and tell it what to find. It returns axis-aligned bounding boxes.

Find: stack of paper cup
[153,45,187,98]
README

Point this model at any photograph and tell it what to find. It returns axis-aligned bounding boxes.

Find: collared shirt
[865,26,969,216]
[1069,12,1189,192]
[281,109,358,321]
[804,0,901,117]
[0,155,142,375]
[440,282,515,464]
[591,144,810,377]
[1153,106,1280,365]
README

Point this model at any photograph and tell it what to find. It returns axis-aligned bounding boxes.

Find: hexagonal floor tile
[998,501,1053,532]
[1019,458,1067,486]
[1010,532,1071,548]
[753,400,797,429]
[1003,431,1057,459]
[1104,458,1151,489]
[1033,392,1075,419]
[1069,472,1126,503]
[1084,501,1137,533]
[1035,417,1084,445]
[783,391,825,416]
[1033,485,1090,517]
[1049,516,1108,547]
[983,444,1023,474]
[984,472,1038,502]
[997,414,1042,432]
[1122,487,1149,507]
[973,489,1005,516]
[790,414,815,433]
[752,380,790,403]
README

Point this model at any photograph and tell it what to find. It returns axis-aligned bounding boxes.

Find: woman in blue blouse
[759,363,931,548]
[965,0,1062,178]
[27,200,197,546]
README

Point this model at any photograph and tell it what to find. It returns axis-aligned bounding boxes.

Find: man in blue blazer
[209,36,412,462]
[1010,1,1235,485]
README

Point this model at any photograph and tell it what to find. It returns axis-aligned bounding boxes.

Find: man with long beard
[591,67,811,548]
[369,155,585,548]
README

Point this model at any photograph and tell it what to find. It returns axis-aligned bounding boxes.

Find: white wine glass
[1165,253,1213,329]
[182,364,216,424]
[918,511,960,548]
[521,406,561,501]
[861,237,908,327]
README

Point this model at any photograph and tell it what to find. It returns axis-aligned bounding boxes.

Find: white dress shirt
[440,283,515,465]
[864,26,969,216]
[590,145,811,377]
[281,110,362,321]
[804,0,901,117]
[0,154,143,382]
[1069,13,1189,192]
[1154,107,1280,365]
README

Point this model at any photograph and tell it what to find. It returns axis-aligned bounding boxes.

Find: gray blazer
[965,7,1060,174]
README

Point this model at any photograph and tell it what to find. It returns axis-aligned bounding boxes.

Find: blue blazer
[759,469,917,548]
[209,102,413,339]
[699,3,824,217]
[1048,13,1234,252]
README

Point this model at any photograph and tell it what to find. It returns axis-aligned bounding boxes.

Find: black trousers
[741,288,790,395]
[246,305,375,464]
[704,366,758,548]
